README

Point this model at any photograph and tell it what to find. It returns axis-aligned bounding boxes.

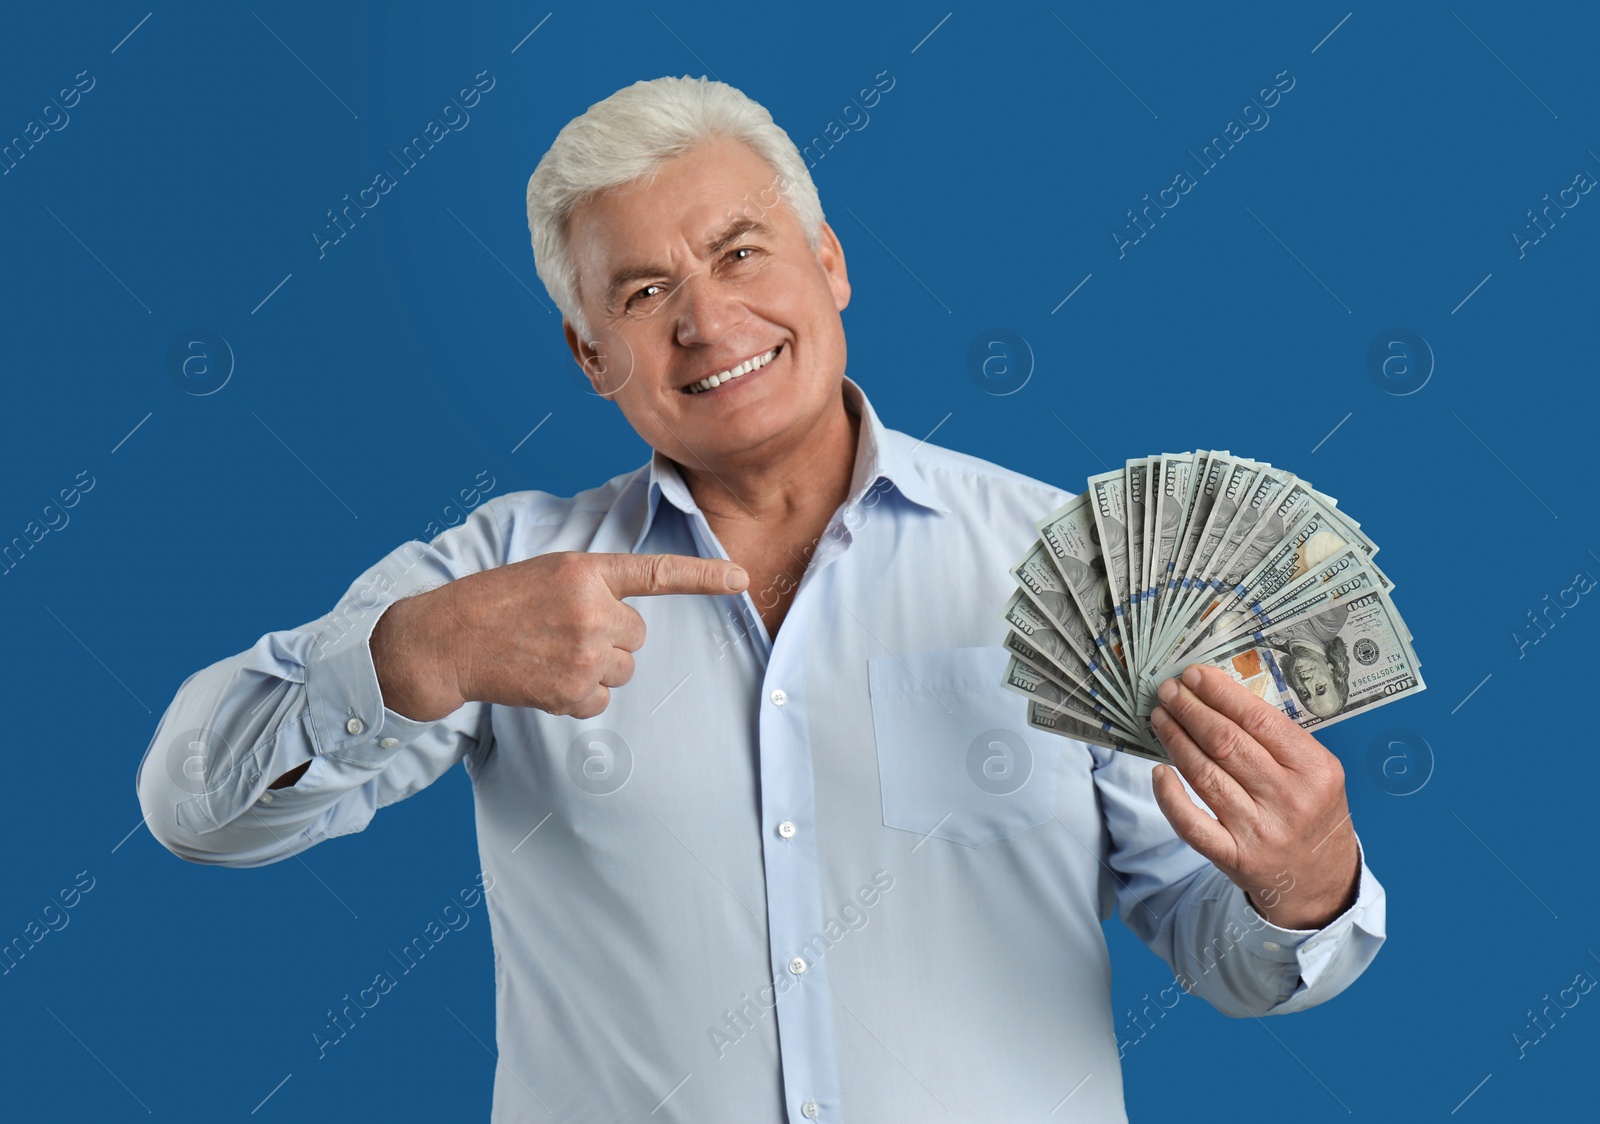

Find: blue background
[3,2,1596,1119]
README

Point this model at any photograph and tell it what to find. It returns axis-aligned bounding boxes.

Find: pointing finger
[598,553,749,599]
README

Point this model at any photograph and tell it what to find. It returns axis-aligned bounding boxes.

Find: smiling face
[563,135,852,473]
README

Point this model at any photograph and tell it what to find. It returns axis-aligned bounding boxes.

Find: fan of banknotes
[1000,451,1425,764]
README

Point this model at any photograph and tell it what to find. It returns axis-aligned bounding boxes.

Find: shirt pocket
[867,645,1064,848]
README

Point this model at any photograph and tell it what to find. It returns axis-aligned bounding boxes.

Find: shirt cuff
[305,596,440,766]
[1228,833,1384,994]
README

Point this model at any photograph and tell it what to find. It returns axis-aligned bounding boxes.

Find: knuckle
[1194,771,1228,809]
[1183,759,1219,798]
[549,551,584,582]
[1211,729,1247,762]
[542,693,574,717]
[1323,754,1346,788]
[1238,706,1277,743]
[1301,758,1338,796]
[644,554,670,593]
[581,603,612,635]
[558,665,591,694]
[581,688,611,718]
[624,609,647,650]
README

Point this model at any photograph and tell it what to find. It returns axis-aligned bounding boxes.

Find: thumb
[597,553,749,598]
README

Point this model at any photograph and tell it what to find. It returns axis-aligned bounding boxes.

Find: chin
[679,400,793,454]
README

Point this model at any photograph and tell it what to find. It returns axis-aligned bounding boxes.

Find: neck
[676,393,861,532]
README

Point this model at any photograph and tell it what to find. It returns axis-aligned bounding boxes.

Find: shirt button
[258,792,275,805]
[1261,940,1281,952]
[801,1099,820,1118]
[777,821,796,839]
[379,737,398,749]
[346,717,365,735]
[1305,940,1319,952]
[788,956,807,975]
[769,689,787,707]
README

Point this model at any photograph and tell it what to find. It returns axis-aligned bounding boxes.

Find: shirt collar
[631,375,949,552]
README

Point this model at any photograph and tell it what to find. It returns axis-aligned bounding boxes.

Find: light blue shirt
[136,377,1385,1122]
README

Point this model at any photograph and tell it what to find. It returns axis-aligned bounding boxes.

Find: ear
[814,221,851,312]
[563,320,607,396]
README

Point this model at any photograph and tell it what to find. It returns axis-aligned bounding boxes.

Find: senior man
[137,75,1384,1122]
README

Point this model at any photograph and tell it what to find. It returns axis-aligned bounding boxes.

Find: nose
[671,269,742,346]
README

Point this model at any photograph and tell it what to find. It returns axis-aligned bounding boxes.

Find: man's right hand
[370,552,748,723]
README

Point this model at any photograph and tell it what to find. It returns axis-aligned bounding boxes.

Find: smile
[681,343,783,394]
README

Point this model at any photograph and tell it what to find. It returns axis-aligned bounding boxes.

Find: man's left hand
[1149,664,1360,931]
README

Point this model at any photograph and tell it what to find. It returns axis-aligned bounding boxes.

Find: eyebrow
[602,217,775,307]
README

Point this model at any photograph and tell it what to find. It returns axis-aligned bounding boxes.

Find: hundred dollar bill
[1304,487,1379,560]
[1152,568,1425,732]
[1006,550,1138,714]
[1005,642,1134,726]
[1163,459,1262,628]
[1160,451,1232,622]
[1190,467,1296,601]
[1139,454,1203,691]
[1152,463,1295,672]
[1036,493,1122,655]
[1152,450,1210,625]
[1000,611,1135,724]
[1175,501,1386,661]
[1086,468,1134,677]
[1003,585,1094,665]
[1147,457,1259,692]
[1002,587,1137,724]
[1003,627,1090,692]
[1003,590,1089,665]
[1028,700,1172,764]
[1010,542,1103,664]
[1142,453,1195,670]
[1208,478,1316,596]
[1003,656,1144,745]
[1174,549,1379,665]
[1126,458,1151,673]
[1146,477,1320,684]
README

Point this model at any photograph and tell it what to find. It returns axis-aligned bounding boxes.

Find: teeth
[685,345,779,394]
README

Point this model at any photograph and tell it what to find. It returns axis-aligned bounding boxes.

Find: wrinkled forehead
[567,137,794,299]
[567,191,724,279]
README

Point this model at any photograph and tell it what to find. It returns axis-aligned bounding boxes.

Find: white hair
[525,75,825,342]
